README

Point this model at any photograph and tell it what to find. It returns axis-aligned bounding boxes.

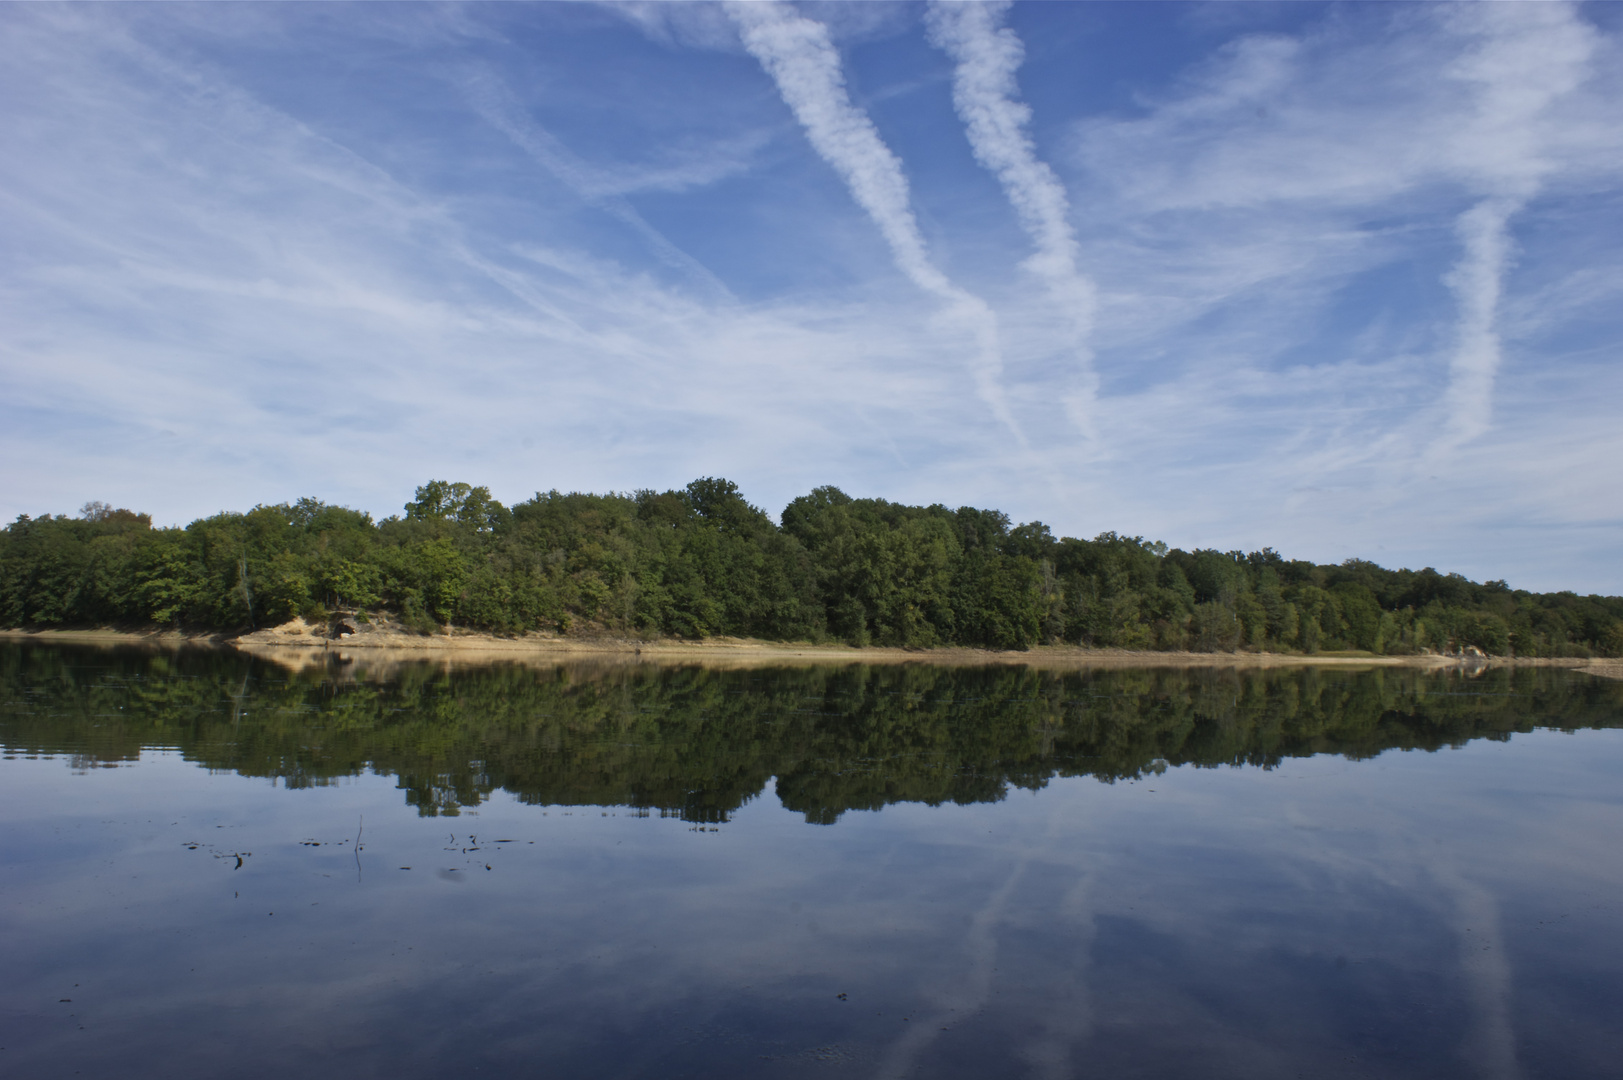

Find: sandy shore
[4,622,1619,679]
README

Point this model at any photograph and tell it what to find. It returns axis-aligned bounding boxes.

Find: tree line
[4,646,1618,821]
[2,479,1620,657]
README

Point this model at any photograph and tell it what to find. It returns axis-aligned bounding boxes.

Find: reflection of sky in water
[2,664,1622,1078]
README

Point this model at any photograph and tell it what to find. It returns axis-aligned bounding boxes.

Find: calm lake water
[2,644,1621,1080]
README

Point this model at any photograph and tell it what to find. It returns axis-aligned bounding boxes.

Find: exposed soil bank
[4,622,1619,679]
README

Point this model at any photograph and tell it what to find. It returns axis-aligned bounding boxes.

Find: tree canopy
[3,482,1619,657]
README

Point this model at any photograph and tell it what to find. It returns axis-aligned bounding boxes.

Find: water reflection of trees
[3,644,1619,822]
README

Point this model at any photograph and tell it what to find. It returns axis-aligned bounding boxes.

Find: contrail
[1428,1,1595,457]
[925,0,1099,440]
[1437,196,1518,452]
[727,0,1025,446]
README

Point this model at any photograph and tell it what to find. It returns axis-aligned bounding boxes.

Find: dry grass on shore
[4,622,1618,679]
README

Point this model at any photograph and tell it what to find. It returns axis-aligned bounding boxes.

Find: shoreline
[4,624,1619,678]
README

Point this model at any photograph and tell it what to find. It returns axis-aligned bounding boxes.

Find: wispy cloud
[0,4,1016,524]
[0,2,1619,591]
[457,67,737,301]
[1049,2,1622,581]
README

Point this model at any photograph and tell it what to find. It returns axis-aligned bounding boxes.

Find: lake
[2,643,1620,1079]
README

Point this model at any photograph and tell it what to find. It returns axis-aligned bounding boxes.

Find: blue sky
[3,1,1620,592]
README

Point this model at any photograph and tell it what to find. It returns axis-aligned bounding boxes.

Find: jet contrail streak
[926,0,1099,440]
[727,0,1025,446]
[1438,196,1518,452]
[1426,1,1594,458]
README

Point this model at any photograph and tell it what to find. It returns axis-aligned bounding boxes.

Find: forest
[2,478,1620,657]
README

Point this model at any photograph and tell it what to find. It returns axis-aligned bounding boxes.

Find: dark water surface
[2,644,1621,1080]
